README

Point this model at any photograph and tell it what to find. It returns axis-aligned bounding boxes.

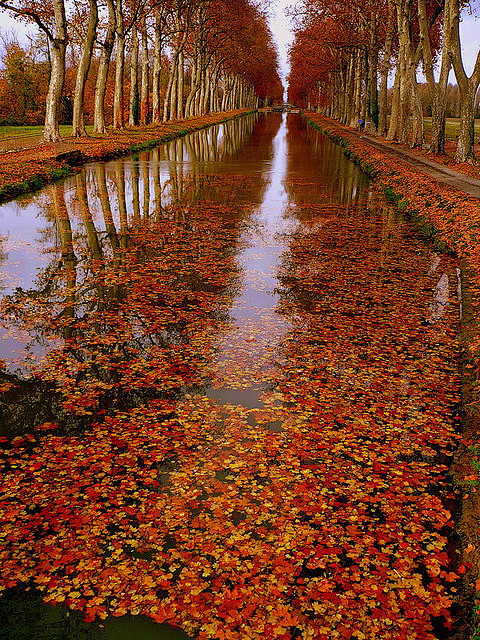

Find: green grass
[0,125,94,139]
[422,117,480,142]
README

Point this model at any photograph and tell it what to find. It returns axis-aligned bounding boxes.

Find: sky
[267,0,296,88]
[458,3,480,75]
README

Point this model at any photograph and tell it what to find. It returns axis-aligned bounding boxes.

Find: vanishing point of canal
[0,114,463,639]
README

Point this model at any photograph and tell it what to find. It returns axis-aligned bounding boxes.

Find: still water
[0,114,461,639]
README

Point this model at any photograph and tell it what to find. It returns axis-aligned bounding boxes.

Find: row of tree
[0,0,283,141]
[288,0,480,162]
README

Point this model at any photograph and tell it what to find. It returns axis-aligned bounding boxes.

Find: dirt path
[354,131,480,198]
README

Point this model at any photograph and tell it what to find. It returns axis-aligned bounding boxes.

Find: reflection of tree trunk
[152,148,162,216]
[72,0,98,137]
[51,184,76,340]
[115,164,129,246]
[95,164,119,252]
[132,160,141,222]
[94,165,125,297]
[142,156,150,219]
[76,173,102,261]
[76,172,105,305]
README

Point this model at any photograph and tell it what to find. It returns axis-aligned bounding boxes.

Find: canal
[0,113,462,639]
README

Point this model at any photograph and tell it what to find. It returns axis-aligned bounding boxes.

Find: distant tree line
[0,0,283,141]
[288,0,480,162]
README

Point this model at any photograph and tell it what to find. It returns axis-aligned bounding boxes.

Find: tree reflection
[0,114,274,438]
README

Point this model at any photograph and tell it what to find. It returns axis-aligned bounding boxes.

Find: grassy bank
[0,110,253,203]
[0,124,94,139]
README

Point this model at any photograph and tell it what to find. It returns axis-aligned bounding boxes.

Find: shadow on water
[0,586,191,640]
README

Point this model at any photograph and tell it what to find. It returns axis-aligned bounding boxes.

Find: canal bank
[0,109,253,204]
[304,111,480,639]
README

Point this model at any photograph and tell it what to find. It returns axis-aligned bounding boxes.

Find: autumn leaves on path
[0,114,463,639]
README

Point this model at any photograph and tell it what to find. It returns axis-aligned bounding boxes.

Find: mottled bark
[93,0,116,134]
[140,18,149,125]
[378,0,394,136]
[177,50,184,118]
[152,10,162,123]
[418,0,450,153]
[43,0,68,142]
[350,50,363,128]
[72,0,98,137]
[449,0,480,162]
[129,24,139,127]
[113,0,125,129]
[365,17,378,134]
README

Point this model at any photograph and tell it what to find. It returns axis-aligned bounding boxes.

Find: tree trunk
[456,85,476,162]
[387,59,401,140]
[177,49,184,118]
[152,9,162,123]
[140,18,149,125]
[43,0,68,142]
[93,0,116,134]
[113,0,125,130]
[448,0,480,162]
[169,54,179,119]
[397,0,413,144]
[417,0,451,153]
[72,0,98,137]
[185,44,201,117]
[342,54,353,124]
[378,0,394,136]
[365,17,378,134]
[129,24,139,126]
[350,49,363,128]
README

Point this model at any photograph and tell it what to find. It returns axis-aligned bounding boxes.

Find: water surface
[0,114,462,639]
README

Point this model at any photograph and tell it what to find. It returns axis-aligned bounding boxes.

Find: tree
[0,0,68,141]
[448,0,480,162]
[0,35,49,124]
[417,0,451,154]
[128,23,139,125]
[93,0,116,133]
[71,0,98,137]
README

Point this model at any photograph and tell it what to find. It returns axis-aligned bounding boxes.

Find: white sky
[267,0,295,88]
